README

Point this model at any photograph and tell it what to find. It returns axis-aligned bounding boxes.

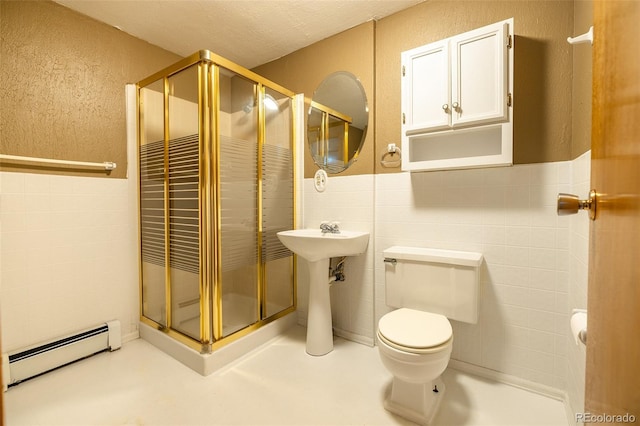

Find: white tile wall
[1,151,588,402]
[0,172,139,352]
[299,174,375,344]
[567,150,590,422]
[374,161,580,390]
[300,154,590,395]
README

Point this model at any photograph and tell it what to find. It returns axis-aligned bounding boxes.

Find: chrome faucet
[320,221,340,234]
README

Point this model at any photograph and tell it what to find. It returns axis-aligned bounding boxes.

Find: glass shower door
[218,68,259,337]
[138,50,296,353]
[262,87,294,318]
[139,79,167,327]
[167,66,201,340]
[139,66,202,341]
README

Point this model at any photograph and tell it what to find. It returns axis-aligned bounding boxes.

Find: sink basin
[277,229,369,262]
[277,228,370,356]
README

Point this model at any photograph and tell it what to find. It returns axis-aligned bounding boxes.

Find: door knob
[557,189,597,220]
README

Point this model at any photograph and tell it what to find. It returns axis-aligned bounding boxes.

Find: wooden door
[586,0,640,420]
[1,329,3,426]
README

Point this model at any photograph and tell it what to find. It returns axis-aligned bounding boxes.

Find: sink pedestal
[276,228,370,356]
[306,258,334,356]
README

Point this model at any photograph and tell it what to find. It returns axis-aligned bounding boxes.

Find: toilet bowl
[378,246,483,425]
[377,308,453,425]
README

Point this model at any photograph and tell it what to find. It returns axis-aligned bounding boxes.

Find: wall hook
[567,26,593,45]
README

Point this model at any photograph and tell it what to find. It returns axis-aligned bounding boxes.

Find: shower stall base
[176,293,292,338]
[140,311,297,376]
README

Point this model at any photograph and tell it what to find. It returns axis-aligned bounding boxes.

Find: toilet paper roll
[571,309,587,345]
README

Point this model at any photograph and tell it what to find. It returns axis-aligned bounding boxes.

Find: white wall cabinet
[401,18,514,172]
[403,40,450,132]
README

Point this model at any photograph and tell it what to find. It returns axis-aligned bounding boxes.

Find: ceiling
[55,0,425,69]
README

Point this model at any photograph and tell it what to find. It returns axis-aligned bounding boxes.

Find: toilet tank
[383,246,483,324]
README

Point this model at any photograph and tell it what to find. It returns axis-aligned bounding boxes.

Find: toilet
[377,246,483,425]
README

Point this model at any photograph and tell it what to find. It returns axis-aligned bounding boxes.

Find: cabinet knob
[442,104,449,112]
[452,102,460,111]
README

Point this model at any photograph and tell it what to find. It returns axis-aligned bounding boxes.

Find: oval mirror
[307,72,368,174]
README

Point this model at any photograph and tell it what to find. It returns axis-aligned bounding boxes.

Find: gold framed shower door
[137,50,297,354]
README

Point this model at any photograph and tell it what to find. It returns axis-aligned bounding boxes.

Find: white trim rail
[0,154,116,171]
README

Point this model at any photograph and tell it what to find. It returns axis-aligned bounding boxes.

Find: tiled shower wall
[302,152,590,396]
[0,172,139,352]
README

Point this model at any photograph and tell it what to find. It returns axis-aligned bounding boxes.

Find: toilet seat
[378,308,452,354]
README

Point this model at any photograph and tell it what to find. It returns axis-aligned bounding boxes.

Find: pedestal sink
[277,229,369,356]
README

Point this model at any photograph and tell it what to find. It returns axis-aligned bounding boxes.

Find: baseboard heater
[2,320,121,391]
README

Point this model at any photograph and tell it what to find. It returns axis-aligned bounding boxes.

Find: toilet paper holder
[571,308,588,345]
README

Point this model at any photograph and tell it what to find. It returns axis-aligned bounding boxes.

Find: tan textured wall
[376,0,574,173]
[1,1,581,179]
[572,0,593,159]
[253,22,375,179]
[0,0,180,178]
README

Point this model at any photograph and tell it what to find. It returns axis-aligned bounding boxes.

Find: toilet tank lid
[383,246,483,267]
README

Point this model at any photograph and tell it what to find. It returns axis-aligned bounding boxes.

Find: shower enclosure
[137,50,297,355]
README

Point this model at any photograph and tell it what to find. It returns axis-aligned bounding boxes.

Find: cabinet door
[402,40,450,133]
[450,22,508,128]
